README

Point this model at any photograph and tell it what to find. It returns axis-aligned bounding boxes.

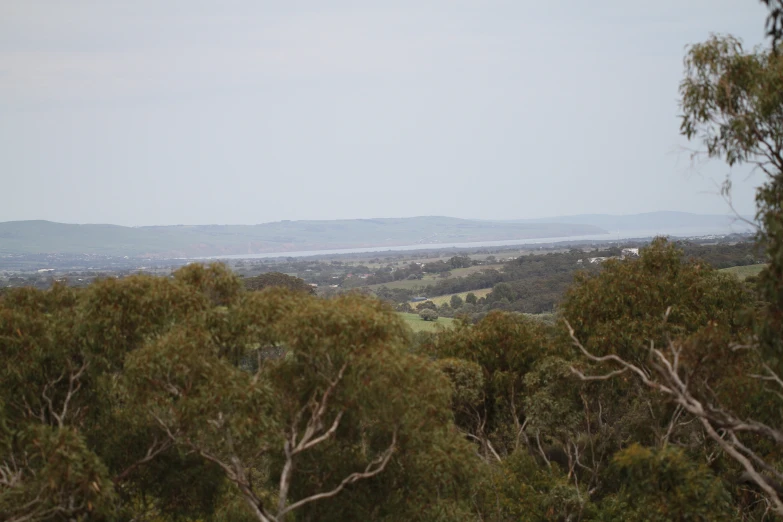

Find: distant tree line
[383,241,761,320]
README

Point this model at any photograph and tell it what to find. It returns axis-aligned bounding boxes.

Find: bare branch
[296,410,344,454]
[147,357,399,522]
[728,431,783,485]
[570,366,628,381]
[700,417,783,514]
[536,431,551,469]
[278,429,397,518]
[463,432,503,463]
[567,317,783,514]
[750,363,783,392]
[113,437,173,484]
[661,404,685,447]
[277,361,349,515]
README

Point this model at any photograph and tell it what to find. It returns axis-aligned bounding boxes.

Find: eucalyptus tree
[572,33,783,515]
[1,264,478,521]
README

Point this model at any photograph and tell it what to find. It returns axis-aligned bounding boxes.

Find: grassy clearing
[524,312,557,326]
[428,288,493,306]
[397,313,456,333]
[365,277,434,291]
[444,264,504,277]
[719,264,765,280]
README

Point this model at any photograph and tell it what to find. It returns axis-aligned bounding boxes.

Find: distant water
[200,225,752,260]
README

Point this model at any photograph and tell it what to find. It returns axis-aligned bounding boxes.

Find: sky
[0,1,772,226]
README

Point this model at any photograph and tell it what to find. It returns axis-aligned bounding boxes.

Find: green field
[524,312,557,325]
[397,313,456,333]
[366,278,434,291]
[719,264,765,280]
[428,288,493,306]
[444,265,504,277]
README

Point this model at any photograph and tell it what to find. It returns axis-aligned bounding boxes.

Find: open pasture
[719,264,765,280]
[396,312,456,333]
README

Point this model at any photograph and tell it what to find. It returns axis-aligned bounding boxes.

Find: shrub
[419,309,439,321]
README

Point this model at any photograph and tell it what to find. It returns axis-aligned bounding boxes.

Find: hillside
[0,217,606,258]
[507,211,755,236]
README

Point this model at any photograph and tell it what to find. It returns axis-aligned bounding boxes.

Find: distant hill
[505,211,756,237]
[0,217,607,258]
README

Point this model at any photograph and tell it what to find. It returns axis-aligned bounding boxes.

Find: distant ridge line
[0,216,606,258]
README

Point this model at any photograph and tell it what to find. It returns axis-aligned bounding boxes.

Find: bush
[419,309,439,321]
[243,272,314,294]
[395,302,413,313]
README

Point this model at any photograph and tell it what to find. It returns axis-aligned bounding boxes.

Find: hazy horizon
[0,1,771,227]
[0,209,759,228]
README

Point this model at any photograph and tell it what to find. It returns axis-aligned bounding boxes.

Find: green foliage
[0,424,115,521]
[435,358,485,420]
[419,308,439,321]
[561,239,755,468]
[415,300,437,311]
[598,444,734,521]
[425,312,557,457]
[473,451,593,521]
[680,35,783,169]
[678,34,783,369]
[0,264,478,521]
[76,274,209,372]
[522,356,585,446]
[243,271,315,294]
[123,288,477,521]
[562,237,751,365]
[488,282,514,303]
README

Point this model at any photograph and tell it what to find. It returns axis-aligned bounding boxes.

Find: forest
[3,5,783,522]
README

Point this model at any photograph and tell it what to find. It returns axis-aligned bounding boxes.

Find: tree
[465,292,478,305]
[680,35,783,333]
[244,272,315,295]
[571,34,783,515]
[0,423,116,522]
[425,312,556,461]
[425,312,595,519]
[680,34,782,180]
[558,238,766,508]
[395,301,413,313]
[597,444,733,521]
[125,289,477,522]
[762,0,783,46]
[0,271,223,521]
[448,255,472,269]
[562,238,750,366]
[416,300,437,311]
[472,450,593,521]
[0,265,478,521]
[419,308,439,321]
[488,282,514,303]
[450,294,464,309]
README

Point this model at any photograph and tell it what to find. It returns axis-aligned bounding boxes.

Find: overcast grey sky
[0,1,771,226]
